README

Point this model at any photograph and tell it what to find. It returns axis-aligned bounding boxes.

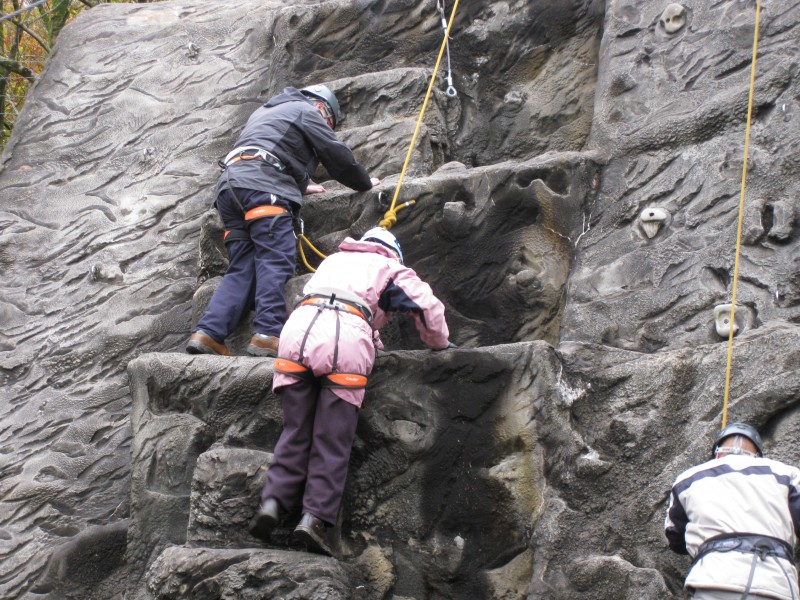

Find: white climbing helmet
[361,227,403,263]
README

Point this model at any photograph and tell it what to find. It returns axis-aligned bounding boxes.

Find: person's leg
[248,202,297,338]
[195,189,256,342]
[302,389,359,525]
[260,380,319,514]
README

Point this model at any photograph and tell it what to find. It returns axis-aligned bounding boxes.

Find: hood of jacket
[338,237,400,261]
[264,86,312,110]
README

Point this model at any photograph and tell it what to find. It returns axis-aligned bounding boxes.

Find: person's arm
[377,267,450,350]
[302,110,374,191]
[664,487,690,555]
[788,467,800,540]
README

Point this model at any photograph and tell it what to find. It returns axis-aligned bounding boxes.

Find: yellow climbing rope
[721,0,762,429]
[297,233,327,272]
[297,0,462,271]
[379,0,461,229]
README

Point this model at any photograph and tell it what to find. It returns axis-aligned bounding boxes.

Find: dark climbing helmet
[300,84,340,128]
[711,422,764,458]
[361,227,403,263]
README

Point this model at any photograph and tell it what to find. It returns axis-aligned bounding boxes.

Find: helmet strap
[715,436,760,458]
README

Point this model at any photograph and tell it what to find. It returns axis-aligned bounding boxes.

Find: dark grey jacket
[216,87,372,206]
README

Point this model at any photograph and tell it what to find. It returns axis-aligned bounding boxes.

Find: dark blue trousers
[197,188,297,341]
[261,380,360,525]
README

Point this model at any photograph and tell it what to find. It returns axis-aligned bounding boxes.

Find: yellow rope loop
[378,211,397,230]
[379,200,416,230]
[297,234,328,273]
[721,0,761,429]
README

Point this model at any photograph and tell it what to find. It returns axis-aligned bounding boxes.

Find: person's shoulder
[760,456,800,477]
[673,458,715,484]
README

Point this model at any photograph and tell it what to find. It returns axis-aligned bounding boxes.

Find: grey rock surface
[0,0,798,599]
[128,345,547,599]
[147,546,352,600]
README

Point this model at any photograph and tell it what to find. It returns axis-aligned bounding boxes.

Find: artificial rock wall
[0,1,798,599]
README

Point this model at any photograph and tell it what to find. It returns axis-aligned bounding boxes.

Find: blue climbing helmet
[711,422,764,458]
[300,84,340,128]
[361,227,403,263]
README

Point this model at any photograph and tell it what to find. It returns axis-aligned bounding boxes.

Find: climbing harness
[220,146,286,172]
[273,292,371,389]
[693,534,797,600]
[721,0,761,429]
[379,0,461,230]
[223,204,291,242]
[299,295,373,325]
[436,0,458,98]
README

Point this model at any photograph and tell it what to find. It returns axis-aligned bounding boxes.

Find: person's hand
[370,177,381,187]
[434,341,457,351]
[305,183,327,194]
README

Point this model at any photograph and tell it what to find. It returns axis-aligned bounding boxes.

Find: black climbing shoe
[249,497,281,540]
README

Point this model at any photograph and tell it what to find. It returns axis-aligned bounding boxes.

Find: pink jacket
[274,237,450,407]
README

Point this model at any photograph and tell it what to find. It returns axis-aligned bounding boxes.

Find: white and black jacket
[665,453,800,599]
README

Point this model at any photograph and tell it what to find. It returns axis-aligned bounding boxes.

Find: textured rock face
[0,0,798,599]
[562,0,800,351]
[128,346,547,599]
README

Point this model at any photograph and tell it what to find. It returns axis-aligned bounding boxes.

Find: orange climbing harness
[273,294,371,389]
[721,0,762,429]
[223,205,289,241]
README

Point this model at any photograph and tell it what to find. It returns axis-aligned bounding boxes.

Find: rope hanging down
[379,0,461,230]
[721,0,762,429]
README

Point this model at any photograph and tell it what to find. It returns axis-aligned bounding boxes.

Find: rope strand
[380,0,461,229]
[721,0,762,429]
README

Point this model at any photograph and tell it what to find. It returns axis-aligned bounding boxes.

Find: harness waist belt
[244,205,289,221]
[223,146,286,171]
[299,294,372,324]
[695,534,795,566]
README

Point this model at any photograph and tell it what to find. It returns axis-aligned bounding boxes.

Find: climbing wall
[2,0,799,599]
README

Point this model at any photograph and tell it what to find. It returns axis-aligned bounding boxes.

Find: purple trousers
[261,380,359,525]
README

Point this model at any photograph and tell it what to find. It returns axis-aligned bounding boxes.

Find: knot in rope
[379,200,416,230]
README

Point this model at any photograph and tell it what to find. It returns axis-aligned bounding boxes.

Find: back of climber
[186,84,380,358]
[665,423,800,600]
[249,227,452,556]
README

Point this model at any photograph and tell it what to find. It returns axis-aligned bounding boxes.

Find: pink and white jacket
[273,237,450,407]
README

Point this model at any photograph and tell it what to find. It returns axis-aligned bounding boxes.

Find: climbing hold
[659,4,687,34]
[639,207,670,239]
[714,304,741,338]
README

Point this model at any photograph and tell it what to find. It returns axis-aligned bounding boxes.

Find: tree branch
[0,56,36,82]
[9,19,50,53]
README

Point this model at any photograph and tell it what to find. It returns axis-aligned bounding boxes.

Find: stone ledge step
[147,545,351,599]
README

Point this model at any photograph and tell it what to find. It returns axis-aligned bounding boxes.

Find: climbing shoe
[186,330,231,356]
[247,333,279,357]
[292,513,336,557]
[249,497,282,541]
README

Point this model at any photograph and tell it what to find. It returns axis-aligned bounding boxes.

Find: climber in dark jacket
[186,85,380,357]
